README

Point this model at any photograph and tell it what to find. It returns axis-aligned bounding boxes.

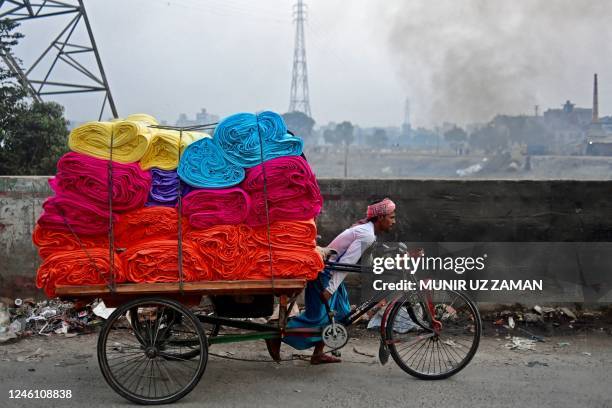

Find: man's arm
[325,238,365,296]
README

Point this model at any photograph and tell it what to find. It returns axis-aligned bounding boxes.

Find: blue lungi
[282,268,351,350]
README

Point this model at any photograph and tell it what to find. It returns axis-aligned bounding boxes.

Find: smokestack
[592,73,599,123]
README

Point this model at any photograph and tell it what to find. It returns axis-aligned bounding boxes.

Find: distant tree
[0,18,69,175]
[335,121,354,145]
[323,127,337,145]
[0,101,69,175]
[282,111,315,142]
[323,121,355,146]
[366,128,388,147]
[0,19,27,132]
[469,124,509,154]
[444,126,468,144]
[444,126,468,155]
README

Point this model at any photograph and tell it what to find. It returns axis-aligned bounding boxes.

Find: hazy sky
[6,0,612,128]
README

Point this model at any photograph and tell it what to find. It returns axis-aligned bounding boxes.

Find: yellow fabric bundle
[140,130,208,170]
[68,114,156,163]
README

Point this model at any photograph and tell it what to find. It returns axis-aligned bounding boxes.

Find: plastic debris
[443,339,462,348]
[526,361,549,367]
[560,307,577,320]
[582,352,592,357]
[353,346,375,357]
[0,302,9,330]
[17,348,48,362]
[504,336,537,351]
[523,313,541,323]
[557,342,571,347]
[508,316,516,329]
[93,301,115,319]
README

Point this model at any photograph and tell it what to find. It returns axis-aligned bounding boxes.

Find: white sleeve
[325,238,364,294]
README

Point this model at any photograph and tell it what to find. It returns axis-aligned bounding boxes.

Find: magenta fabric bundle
[182,187,251,229]
[37,193,116,236]
[241,156,323,226]
[50,152,151,212]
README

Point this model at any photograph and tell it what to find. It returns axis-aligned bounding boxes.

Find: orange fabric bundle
[247,248,323,281]
[114,207,189,248]
[248,219,322,280]
[251,219,317,250]
[120,240,211,283]
[36,248,125,297]
[186,225,256,280]
[32,225,108,260]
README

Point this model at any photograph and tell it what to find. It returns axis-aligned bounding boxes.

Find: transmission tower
[288,0,311,117]
[0,0,118,119]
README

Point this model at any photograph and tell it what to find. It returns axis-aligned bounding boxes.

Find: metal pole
[77,0,118,118]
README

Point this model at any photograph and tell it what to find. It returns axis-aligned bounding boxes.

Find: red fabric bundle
[121,240,211,283]
[37,193,116,235]
[186,225,256,280]
[114,207,190,248]
[241,156,323,226]
[32,225,108,260]
[182,187,250,229]
[49,152,151,212]
[36,248,125,297]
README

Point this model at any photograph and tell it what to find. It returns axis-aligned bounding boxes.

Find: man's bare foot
[310,354,342,365]
[265,338,281,362]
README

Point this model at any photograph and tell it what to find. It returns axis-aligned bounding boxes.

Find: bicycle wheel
[142,305,219,361]
[385,290,481,380]
[98,297,208,405]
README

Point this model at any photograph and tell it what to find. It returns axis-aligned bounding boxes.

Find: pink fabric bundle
[37,193,116,236]
[241,156,323,226]
[182,187,250,229]
[50,152,151,212]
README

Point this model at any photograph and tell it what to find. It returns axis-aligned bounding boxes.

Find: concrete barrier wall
[2,176,612,298]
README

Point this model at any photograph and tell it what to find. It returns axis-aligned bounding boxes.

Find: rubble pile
[487,304,611,337]
[0,298,105,343]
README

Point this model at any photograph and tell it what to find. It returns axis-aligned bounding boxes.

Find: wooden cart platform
[55,279,307,307]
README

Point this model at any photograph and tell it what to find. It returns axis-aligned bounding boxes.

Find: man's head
[366,198,396,234]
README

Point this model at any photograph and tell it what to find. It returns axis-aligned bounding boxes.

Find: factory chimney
[592,73,599,123]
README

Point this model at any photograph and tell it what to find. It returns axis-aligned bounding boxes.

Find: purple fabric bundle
[147,168,192,207]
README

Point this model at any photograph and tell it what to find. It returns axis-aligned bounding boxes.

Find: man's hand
[321,290,332,302]
[409,248,425,257]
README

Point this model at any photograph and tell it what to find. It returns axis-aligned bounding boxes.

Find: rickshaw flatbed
[55,279,307,307]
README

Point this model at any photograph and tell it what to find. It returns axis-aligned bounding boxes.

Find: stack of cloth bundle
[34,111,324,297]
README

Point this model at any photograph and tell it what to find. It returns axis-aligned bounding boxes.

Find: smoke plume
[382,0,612,126]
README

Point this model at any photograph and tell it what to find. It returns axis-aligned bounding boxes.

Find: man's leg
[311,341,341,364]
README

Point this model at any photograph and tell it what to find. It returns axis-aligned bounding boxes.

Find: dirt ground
[0,326,610,408]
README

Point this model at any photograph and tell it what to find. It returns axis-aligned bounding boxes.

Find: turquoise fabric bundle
[213,111,304,168]
[177,137,245,188]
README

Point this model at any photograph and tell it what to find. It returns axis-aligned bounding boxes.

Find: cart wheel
[385,290,481,380]
[98,297,207,405]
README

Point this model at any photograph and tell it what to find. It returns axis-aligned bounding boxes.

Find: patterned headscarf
[353,198,396,226]
[367,198,396,219]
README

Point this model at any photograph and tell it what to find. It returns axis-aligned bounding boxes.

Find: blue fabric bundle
[177,137,245,188]
[213,111,304,168]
